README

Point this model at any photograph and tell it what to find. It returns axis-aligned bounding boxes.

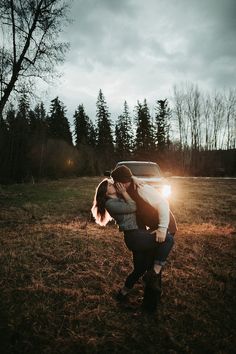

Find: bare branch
[10,0,17,65]
[0,0,71,117]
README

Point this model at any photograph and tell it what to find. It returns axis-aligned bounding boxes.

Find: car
[106,161,171,199]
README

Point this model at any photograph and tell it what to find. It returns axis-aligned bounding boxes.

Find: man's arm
[138,184,169,242]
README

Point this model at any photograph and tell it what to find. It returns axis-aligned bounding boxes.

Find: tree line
[0,85,235,183]
[0,89,172,182]
[0,1,235,182]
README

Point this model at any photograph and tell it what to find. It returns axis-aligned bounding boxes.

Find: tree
[202,93,212,150]
[155,99,171,151]
[74,104,96,147]
[186,84,202,151]
[46,98,78,178]
[0,113,9,181]
[0,0,70,118]
[73,104,97,175]
[7,93,31,181]
[135,99,155,153]
[115,101,133,158]
[173,84,191,149]
[223,89,236,149]
[29,102,48,178]
[95,89,114,170]
[47,97,72,145]
[96,89,113,150]
[211,92,225,150]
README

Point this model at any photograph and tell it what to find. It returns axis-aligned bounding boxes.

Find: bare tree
[202,93,212,150]
[224,89,236,149]
[211,92,225,150]
[173,84,189,149]
[185,83,202,151]
[0,0,71,118]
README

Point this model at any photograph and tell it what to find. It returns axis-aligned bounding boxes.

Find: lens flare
[161,184,171,198]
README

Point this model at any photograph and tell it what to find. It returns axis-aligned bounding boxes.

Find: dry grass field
[0,177,236,354]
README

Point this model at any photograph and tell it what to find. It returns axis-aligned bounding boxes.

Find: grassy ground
[0,177,236,354]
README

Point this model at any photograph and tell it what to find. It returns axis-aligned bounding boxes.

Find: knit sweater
[105,197,139,231]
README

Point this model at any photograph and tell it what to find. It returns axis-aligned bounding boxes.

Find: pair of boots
[115,270,162,313]
[142,269,162,313]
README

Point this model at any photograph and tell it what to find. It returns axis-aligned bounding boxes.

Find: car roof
[117,161,157,165]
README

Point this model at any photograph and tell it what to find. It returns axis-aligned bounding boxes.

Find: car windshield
[119,164,162,177]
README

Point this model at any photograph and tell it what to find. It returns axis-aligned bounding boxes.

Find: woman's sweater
[105,197,139,231]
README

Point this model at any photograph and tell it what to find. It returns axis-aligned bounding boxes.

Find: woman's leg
[124,230,174,264]
[124,250,153,289]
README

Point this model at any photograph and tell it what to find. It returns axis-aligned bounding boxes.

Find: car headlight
[161,184,171,198]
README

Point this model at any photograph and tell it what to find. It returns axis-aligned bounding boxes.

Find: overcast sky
[45,0,236,124]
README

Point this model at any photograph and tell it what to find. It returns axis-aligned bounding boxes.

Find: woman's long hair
[91,179,113,226]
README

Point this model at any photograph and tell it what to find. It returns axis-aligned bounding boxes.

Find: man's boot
[142,270,162,313]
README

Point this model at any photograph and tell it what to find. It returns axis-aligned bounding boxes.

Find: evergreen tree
[7,94,31,181]
[73,104,97,175]
[96,89,113,150]
[29,102,48,178]
[29,103,47,135]
[47,97,72,145]
[115,101,133,158]
[74,104,96,147]
[155,99,171,151]
[135,99,155,153]
[0,114,9,182]
[87,120,97,147]
[95,89,114,171]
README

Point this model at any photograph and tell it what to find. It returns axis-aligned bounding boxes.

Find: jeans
[123,229,174,289]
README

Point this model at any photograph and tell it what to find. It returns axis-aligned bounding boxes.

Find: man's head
[111,165,133,189]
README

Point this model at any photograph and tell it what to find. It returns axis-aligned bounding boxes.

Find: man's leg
[123,230,174,311]
[142,232,174,312]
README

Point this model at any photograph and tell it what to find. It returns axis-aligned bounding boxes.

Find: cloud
[51,0,236,123]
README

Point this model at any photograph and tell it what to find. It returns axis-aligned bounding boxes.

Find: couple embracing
[91,165,177,313]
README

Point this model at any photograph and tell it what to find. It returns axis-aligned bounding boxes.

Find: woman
[91,178,174,311]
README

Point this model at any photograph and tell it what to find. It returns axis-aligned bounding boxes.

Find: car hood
[138,176,164,183]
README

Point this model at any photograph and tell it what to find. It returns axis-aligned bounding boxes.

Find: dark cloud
[55,0,236,121]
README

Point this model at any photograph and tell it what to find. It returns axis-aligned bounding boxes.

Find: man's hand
[151,228,167,243]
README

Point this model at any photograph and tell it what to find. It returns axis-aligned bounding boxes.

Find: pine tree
[95,89,114,171]
[29,102,48,178]
[74,104,96,147]
[0,114,9,182]
[47,97,72,145]
[115,101,133,159]
[135,99,155,153]
[7,94,31,181]
[87,120,97,147]
[155,99,171,151]
[73,104,97,175]
[96,89,113,150]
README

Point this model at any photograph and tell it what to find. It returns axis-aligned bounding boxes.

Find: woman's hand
[115,182,127,195]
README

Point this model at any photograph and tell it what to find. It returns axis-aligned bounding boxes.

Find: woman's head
[91,179,114,226]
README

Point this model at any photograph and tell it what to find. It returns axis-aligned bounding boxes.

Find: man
[111,165,177,312]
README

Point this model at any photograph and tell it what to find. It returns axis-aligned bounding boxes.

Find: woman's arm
[105,198,136,215]
[105,183,137,215]
[115,182,134,203]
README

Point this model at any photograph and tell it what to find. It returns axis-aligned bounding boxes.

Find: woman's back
[105,197,138,231]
